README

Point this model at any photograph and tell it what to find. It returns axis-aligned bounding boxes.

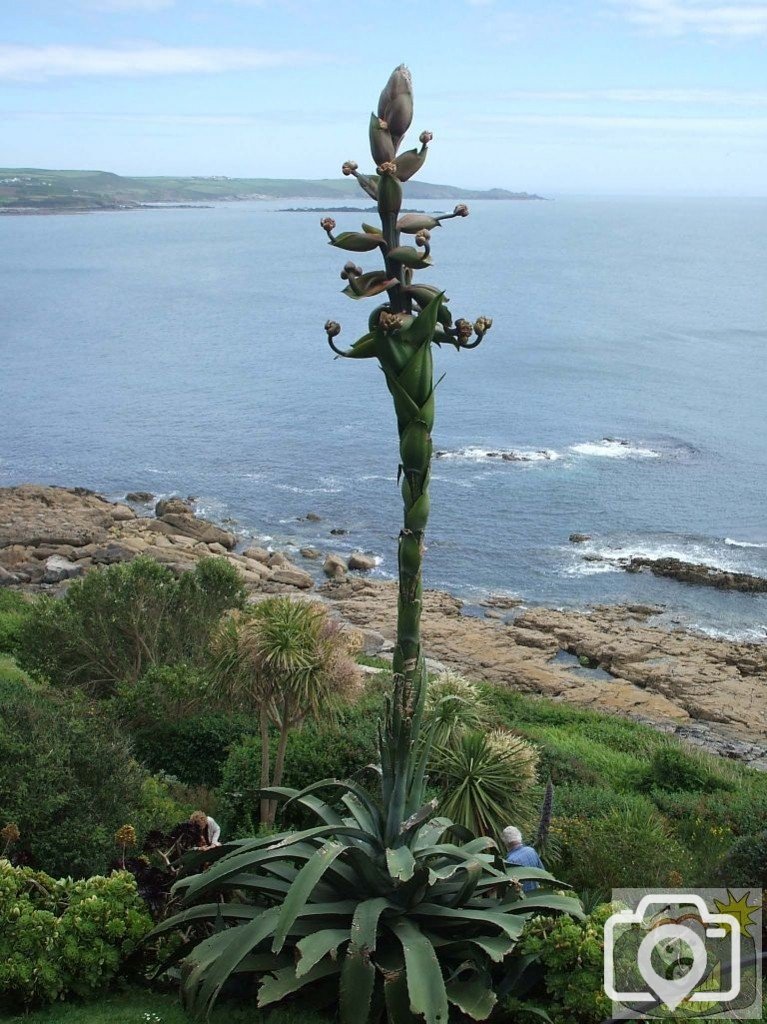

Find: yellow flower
[114,825,136,848]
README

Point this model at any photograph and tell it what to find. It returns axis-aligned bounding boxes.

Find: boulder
[323,554,348,579]
[330,528,348,536]
[158,513,236,550]
[267,551,288,568]
[300,547,321,560]
[0,565,20,586]
[155,496,194,517]
[305,512,322,522]
[348,552,376,571]
[569,533,591,544]
[126,491,154,503]
[42,555,84,584]
[271,567,314,590]
[91,543,137,565]
[242,546,270,564]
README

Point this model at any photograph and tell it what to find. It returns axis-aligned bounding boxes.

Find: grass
[0,988,328,1024]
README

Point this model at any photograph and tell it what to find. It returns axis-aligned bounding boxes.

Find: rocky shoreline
[2,484,766,769]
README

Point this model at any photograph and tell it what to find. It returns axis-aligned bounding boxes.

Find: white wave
[569,439,660,459]
[273,482,343,495]
[690,623,767,643]
[562,560,621,576]
[725,537,767,550]
[435,446,561,463]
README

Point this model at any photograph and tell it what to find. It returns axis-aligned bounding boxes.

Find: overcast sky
[2,0,766,194]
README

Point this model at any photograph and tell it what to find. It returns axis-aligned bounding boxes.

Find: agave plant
[154,66,580,1023]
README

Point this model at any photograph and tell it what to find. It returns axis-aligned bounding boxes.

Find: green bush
[16,556,245,695]
[557,804,690,891]
[509,904,613,1024]
[719,830,767,887]
[219,697,380,836]
[0,862,152,1007]
[112,662,213,729]
[639,740,735,794]
[0,590,33,656]
[133,711,259,788]
[0,677,187,877]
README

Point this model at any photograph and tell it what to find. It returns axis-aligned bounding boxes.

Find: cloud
[0,44,317,81]
[615,0,767,39]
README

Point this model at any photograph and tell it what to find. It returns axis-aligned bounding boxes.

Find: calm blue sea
[1,197,766,639]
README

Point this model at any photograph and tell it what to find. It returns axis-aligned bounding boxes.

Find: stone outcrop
[3,484,766,767]
[626,556,767,593]
[319,576,767,765]
[0,485,319,598]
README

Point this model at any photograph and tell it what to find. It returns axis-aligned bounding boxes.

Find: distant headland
[0,168,544,215]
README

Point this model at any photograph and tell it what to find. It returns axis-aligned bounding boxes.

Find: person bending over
[190,810,221,851]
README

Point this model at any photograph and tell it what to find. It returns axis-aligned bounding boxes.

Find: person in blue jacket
[502,825,544,892]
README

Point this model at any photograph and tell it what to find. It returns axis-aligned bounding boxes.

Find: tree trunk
[269,720,291,825]
[259,706,272,828]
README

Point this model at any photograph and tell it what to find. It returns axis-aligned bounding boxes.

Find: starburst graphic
[713,890,761,936]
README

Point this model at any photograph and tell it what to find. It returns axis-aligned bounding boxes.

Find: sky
[1,0,766,195]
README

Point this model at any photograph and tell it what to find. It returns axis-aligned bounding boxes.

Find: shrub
[133,711,259,788]
[719,830,767,887]
[0,590,33,656]
[0,677,187,877]
[16,555,245,694]
[429,728,539,838]
[0,862,152,1007]
[219,698,380,836]
[557,804,691,891]
[423,670,490,746]
[639,740,735,794]
[112,662,214,729]
[508,904,614,1024]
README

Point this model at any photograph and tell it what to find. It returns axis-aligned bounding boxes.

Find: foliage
[0,590,33,656]
[0,677,187,878]
[430,729,539,839]
[0,862,152,1008]
[112,662,213,729]
[718,830,767,887]
[155,777,580,1023]
[16,556,245,695]
[133,711,258,788]
[509,904,614,1024]
[423,671,490,747]
[556,804,690,892]
[210,597,359,825]
[219,698,379,837]
[639,739,736,794]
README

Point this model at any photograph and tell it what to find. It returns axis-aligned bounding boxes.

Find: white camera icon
[604,893,741,1012]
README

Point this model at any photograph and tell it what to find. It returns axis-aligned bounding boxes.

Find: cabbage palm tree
[210,598,358,825]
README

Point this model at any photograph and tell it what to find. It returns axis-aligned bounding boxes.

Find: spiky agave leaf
[153,778,581,1021]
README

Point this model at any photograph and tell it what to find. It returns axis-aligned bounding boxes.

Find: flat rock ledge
[2,485,766,767]
[319,576,767,768]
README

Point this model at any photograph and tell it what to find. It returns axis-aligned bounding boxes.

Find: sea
[1,197,766,641]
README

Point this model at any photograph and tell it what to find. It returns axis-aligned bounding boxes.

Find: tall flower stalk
[323,65,492,845]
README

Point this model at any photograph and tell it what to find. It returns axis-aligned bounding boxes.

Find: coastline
[2,483,766,768]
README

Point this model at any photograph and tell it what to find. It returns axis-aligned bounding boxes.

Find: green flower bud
[369,114,395,166]
[320,217,336,240]
[341,160,358,176]
[324,320,341,338]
